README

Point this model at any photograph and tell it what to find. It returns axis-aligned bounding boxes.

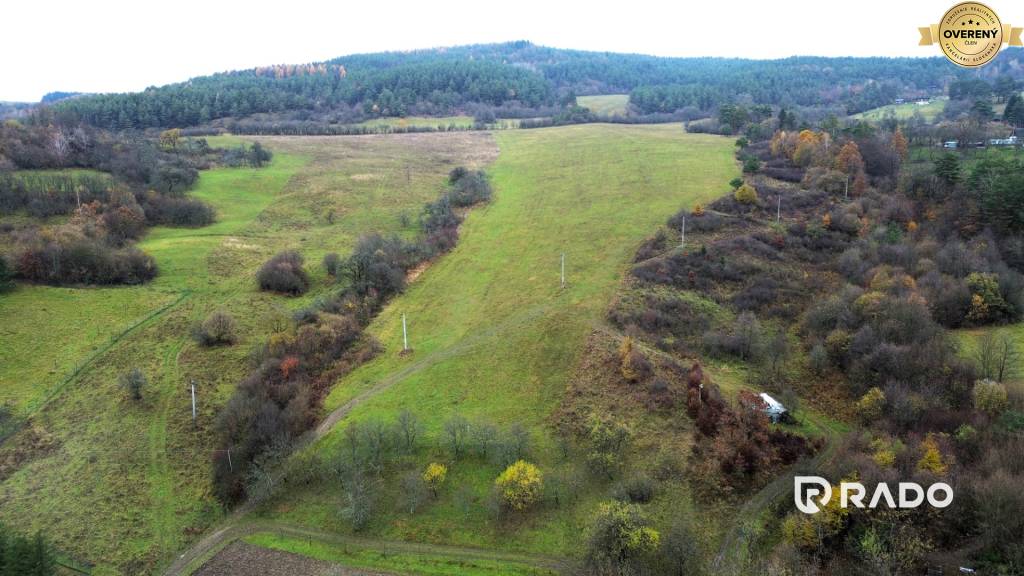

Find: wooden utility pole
[776,196,781,222]
[680,216,686,248]
[560,253,566,288]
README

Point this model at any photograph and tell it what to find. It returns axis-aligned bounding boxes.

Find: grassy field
[359,116,475,129]
[957,324,1024,393]
[253,124,738,558]
[576,95,630,116]
[0,132,497,573]
[851,97,946,122]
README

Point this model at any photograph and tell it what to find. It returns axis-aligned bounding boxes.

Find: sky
[0,0,1008,102]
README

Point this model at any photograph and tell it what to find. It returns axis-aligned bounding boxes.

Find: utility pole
[227,449,233,471]
[844,176,849,200]
[680,216,686,248]
[560,253,566,288]
[776,196,781,222]
[189,379,197,425]
[402,313,409,352]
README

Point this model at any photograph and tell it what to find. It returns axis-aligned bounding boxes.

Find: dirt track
[194,541,391,576]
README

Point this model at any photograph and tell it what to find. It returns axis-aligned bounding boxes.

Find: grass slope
[576,95,630,116]
[851,97,946,121]
[0,132,496,574]
[257,124,737,557]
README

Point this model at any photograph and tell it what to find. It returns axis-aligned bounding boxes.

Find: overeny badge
[919,2,1022,67]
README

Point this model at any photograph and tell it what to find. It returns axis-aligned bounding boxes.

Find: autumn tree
[159,128,181,150]
[735,183,758,205]
[834,141,865,175]
[585,501,661,574]
[856,387,886,422]
[916,434,948,475]
[495,460,543,511]
[891,127,908,161]
[422,463,447,497]
[972,379,1009,417]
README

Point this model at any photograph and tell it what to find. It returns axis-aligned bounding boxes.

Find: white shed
[759,393,787,422]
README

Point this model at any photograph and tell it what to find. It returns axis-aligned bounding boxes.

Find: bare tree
[973,331,998,381]
[994,332,1020,383]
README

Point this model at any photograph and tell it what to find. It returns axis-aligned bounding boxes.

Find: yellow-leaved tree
[495,460,543,511]
[423,462,447,496]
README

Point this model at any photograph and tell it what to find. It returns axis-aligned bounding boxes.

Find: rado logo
[794,476,954,514]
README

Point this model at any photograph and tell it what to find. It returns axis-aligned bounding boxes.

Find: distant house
[916,99,930,106]
[989,136,1019,147]
[759,393,788,423]
[894,98,905,105]
[943,140,959,149]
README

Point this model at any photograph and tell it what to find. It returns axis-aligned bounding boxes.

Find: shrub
[0,257,12,292]
[119,368,147,401]
[618,337,652,383]
[735,183,758,205]
[495,460,543,511]
[856,387,886,422]
[612,474,657,504]
[916,434,948,475]
[322,252,341,277]
[15,239,157,286]
[972,378,1009,417]
[140,192,215,227]
[422,462,448,497]
[585,414,631,479]
[585,501,661,574]
[257,250,310,295]
[192,310,238,346]
[341,234,411,299]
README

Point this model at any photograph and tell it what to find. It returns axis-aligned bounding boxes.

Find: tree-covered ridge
[50,42,1024,130]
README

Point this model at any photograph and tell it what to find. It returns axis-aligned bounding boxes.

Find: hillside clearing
[576,95,630,116]
[252,124,738,557]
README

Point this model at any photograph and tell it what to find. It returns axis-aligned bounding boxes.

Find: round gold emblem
[938,2,1003,67]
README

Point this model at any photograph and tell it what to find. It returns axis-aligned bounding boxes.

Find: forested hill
[50,42,1024,130]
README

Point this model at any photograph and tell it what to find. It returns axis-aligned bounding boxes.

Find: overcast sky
[0,0,994,102]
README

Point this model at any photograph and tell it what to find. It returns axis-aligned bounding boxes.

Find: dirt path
[193,541,389,576]
[169,522,568,576]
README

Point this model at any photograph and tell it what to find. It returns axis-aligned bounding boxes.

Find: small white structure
[759,393,787,423]
[943,141,959,149]
[989,136,1019,147]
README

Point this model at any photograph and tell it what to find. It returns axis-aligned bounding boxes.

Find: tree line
[47,42,1024,131]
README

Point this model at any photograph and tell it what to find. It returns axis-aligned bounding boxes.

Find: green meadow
[851,97,947,122]
[256,124,738,556]
[0,131,496,573]
[576,95,630,116]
